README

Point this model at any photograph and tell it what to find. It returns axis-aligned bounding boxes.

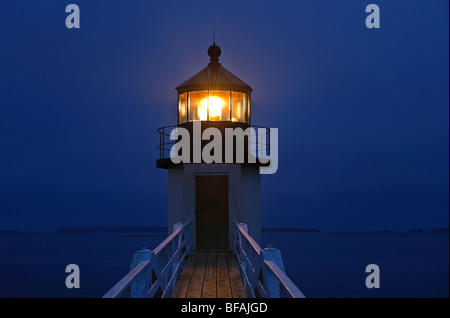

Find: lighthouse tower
[157,43,269,251]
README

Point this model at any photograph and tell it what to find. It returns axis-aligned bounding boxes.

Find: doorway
[195,176,229,250]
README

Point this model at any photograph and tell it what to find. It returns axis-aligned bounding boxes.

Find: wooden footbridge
[103,220,305,298]
[171,251,247,298]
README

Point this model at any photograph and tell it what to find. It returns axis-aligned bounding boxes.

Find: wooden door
[195,176,229,250]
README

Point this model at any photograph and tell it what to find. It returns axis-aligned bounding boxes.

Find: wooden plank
[226,254,248,298]
[201,252,217,298]
[186,252,207,298]
[172,251,248,299]
[216,252,232,298]
[170,252,198,298]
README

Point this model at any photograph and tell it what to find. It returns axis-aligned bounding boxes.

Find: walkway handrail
[103,221,192,298]
[233,220,306,298]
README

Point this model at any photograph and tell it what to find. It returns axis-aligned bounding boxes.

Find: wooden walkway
[171,251,248,298]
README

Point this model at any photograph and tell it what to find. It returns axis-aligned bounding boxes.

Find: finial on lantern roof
[208,29,221,64]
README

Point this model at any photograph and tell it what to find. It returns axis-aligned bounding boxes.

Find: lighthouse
[157,43,270,251]
[104,42,304,300]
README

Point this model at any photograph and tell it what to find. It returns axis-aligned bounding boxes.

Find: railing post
[184,221,191,254]
[235,222,250,290]
[171,222,183,289]
[159,128,162,159]
[240,222,249,234]
[238,222,248,262]
[262,246,285,298]
[130,247,152,298]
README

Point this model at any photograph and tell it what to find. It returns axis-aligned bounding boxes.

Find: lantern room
[176,43,252,125]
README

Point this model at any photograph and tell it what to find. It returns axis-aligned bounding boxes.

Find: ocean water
[261,231,449,298]
[0,230,448,298]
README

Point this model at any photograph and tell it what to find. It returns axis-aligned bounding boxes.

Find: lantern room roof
[176,43,253,95]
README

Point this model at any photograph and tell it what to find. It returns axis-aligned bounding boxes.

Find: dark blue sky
[0,1,448,231]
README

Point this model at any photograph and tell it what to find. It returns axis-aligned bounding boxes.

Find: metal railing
[157,124,271,161]
[103,221,191,298]
[233,220,306,298]
[157,125,178,160]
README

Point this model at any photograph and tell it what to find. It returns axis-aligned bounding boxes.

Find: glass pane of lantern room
[232,92,247,123]
[178,93,187,123]
[189,91,208,121]
[209,91,230,121]
[246,95,250,124]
